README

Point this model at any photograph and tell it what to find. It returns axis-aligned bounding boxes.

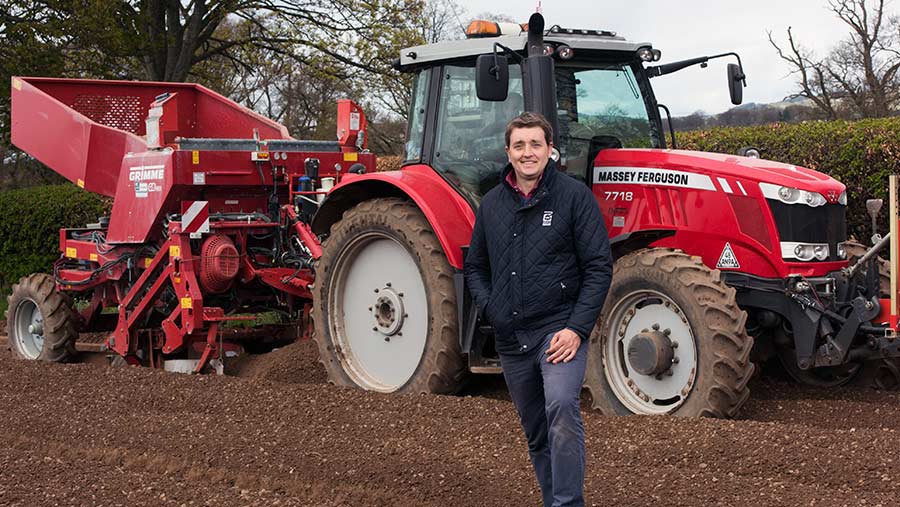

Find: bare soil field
[1,338,900,507]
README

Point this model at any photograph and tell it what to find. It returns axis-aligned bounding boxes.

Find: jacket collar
[500,159,558,200]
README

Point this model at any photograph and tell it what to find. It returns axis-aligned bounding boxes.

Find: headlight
[837,242,847,259]
[638,47,654,62]
[805,192,827,206]
[760,183,828,207]
[782,242,830,261]
[793,244,813,261]
[838,191,847,205]
[778,186,797,201]
[812,244,828,260]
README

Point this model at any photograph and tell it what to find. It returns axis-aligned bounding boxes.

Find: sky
[454,0,862,116]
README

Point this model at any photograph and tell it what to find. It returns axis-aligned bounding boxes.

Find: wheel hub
[27,322,44,336]
[627,326,675,376]
[14,299,45,359]
[372,287,405,336]
[603,290,697,415]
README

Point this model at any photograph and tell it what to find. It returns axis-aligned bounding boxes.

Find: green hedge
[0,185,109,304]
[678,117,900,241]
[0,121,896,312]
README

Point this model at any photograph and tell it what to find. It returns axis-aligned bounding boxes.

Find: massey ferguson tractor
[8,13,900,418]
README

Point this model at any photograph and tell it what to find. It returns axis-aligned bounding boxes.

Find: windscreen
[556,64,654,179]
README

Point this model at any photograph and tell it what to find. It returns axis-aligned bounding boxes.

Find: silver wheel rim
[14,298,44,360]
[603,290,697,414]
[328,232,428,392]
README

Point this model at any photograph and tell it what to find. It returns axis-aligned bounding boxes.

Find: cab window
[403,69,431,162]
[432,65,524,204]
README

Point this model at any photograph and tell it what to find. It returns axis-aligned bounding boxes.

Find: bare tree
[769,0,900,119]
[768,27,840,119]
[4,0,421,84]
[137,0,422,82]
[367,0,471,120]
[420,0,467,42]
[468,11,517,24]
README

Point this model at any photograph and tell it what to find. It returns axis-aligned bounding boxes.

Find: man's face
[506,126,551,181]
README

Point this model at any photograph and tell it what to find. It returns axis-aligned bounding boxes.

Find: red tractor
[7,13,900,418]
[312,13,899,417]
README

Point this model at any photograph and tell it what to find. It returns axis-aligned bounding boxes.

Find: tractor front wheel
[585,249,754,417]
[312,198,465,394]
[5,274,78,362]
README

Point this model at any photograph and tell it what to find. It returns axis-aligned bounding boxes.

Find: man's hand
[545,328,581,363]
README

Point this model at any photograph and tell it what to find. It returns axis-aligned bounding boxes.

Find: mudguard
[311,164,475,269]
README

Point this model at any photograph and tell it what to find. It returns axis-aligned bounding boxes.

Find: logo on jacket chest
[542,211,553,226]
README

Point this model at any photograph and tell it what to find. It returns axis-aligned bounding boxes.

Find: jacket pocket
[559,280,580,304]
[484,293,499,323]
[484,294,511,336]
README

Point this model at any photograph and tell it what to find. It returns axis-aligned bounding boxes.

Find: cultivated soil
[1,338,900,506]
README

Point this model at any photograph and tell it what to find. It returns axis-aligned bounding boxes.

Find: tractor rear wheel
[5,273,78,362]
[312,198,465,394]
[584,249,754,418]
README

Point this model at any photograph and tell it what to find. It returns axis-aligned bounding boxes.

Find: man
[464,112,613,507]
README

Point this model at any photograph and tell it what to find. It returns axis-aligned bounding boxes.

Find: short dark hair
[505,112,553,147]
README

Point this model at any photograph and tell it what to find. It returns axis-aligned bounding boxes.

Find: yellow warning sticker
[12,78,21,90]
[144,258,153,268]
[180,297,192,309]
[77,179,85,188]
[173,276,181,284]
[192,151,200,165]
[65,247,77,258]
[169,245,181,258]
[89,253,98,262]
[343,152,358,162]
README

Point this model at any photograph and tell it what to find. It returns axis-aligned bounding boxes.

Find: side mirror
[727,63,744,105]
[476,54,509,101]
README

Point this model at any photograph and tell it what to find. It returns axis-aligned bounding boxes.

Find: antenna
[536,1,543,13]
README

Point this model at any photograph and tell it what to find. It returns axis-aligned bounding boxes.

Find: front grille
[767,200,847,261]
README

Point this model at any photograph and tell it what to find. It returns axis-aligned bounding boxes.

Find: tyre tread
[311,198,465,394]
[5,273,78,362]
[586,248,754,418]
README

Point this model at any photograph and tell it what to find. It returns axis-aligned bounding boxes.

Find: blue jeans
[500,332,588,507]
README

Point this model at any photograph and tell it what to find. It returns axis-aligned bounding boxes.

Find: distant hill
[673,97,826,131]
[732,96,815,111]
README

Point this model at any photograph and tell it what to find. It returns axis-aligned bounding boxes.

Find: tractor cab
[395,13,744,205]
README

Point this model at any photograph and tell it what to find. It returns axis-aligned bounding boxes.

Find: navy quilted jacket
[464,160,613,355]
